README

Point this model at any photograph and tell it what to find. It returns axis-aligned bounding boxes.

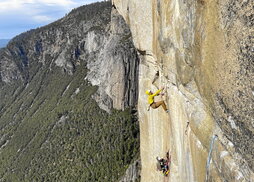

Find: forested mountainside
[0,2,140,181]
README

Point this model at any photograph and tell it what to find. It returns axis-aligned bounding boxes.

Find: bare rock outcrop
[85,8,139,112]
[119,160,141,182]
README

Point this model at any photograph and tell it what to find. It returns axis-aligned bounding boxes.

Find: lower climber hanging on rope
[156,151,171,176]
[145,86,169,113]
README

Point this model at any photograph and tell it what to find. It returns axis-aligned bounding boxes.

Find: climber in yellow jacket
[145,87,169,113]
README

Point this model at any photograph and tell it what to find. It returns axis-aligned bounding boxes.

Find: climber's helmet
[146,90,151,95]
[156,156,161,161]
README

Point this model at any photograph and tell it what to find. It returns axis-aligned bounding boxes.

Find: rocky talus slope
[0,2,140,181]
[113,0,253,181]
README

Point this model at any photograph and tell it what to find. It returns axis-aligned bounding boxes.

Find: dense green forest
[0,63,139,181]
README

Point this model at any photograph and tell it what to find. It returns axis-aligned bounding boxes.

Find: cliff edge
[112,0,253,181]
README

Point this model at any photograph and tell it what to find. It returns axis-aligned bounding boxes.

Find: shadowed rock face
[85,8,139,112]
[113,0,253,181]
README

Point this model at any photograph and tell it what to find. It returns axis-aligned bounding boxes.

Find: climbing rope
[205,134,218,182]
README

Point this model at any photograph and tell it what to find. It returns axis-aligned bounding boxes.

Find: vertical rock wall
[112,0,253,181]
[85,8,139,112]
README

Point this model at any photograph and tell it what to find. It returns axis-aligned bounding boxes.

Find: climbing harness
[205,135,218,182]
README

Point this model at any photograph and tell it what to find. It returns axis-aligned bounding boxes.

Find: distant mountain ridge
[0,39,10,48]
[0,2,140,181]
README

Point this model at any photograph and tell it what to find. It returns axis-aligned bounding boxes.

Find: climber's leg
[150,103,157,109]
[151,101,168,111]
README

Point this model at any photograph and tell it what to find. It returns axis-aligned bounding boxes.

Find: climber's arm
[152,89,161,97]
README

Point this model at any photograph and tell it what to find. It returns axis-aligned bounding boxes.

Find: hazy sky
[0,0,101,39]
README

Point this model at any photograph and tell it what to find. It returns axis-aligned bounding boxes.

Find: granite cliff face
[85,8,139,112]
[113,0,253,181]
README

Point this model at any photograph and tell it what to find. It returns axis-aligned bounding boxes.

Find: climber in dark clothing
[156,152,171,176]
[156,157,168,173]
